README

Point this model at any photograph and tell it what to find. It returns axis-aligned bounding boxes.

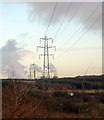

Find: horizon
[0,2,102,78]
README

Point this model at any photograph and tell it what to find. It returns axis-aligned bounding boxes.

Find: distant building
[53,73,58,78]
[53,76,58,78]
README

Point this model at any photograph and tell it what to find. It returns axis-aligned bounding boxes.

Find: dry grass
[2,80,104,118]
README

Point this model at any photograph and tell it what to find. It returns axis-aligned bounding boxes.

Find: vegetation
[2,75,104,118]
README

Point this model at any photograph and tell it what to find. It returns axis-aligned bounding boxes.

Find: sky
[0,2,102,78]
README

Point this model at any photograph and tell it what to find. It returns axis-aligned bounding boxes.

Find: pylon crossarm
[39,54,44,59]
[49,54,54,59]
[40,38,45,43]
[48,46,56,51]
[47,38,53,43]
[37,46,44,51]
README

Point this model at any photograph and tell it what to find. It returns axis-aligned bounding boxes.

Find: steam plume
[30,64,42,73]
[0,40,27,78]
[49,63,57,73]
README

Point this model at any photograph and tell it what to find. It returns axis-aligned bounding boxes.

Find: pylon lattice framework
[37,36,56,78]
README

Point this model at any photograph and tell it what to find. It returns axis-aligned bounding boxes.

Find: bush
[53,91,68,97]
[2,80,11,87]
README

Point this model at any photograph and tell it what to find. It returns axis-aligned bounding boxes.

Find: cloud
[28,2,65,24]
[28,2,101,30]
[17,32,28,38]
[0,40,28,78]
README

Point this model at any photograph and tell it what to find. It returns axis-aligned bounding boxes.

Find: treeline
[43,75,104,89]
[41,75,104,89]
[1,75,104,89]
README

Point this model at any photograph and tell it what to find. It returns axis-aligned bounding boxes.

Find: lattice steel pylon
[29,64,36,79]
[37,36,56,78]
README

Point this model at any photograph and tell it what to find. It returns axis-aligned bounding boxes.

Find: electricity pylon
[37,36,56,79]
[29,64,36,79]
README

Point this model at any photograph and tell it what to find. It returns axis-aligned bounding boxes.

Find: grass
[2,80,104,118]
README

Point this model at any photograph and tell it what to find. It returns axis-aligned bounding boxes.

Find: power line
[35,2,82,63]
[33,2,57,61]
[54,2,83,41]
[58,15,101,57]
[44,2,58,36]
[82,62,92,89]
[84,62,92,76]
[57,3,101,50]
[48,2,65,36]
[33,2,57,66]
[53,2,73,39]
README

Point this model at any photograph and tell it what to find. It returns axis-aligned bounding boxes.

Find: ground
[2,79,104,118]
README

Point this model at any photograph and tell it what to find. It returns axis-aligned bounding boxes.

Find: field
[2,75,104,118]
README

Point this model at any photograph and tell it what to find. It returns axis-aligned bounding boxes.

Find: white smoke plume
[49,63,57,73]
[30,64,42,73]
[0,40,27,78]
